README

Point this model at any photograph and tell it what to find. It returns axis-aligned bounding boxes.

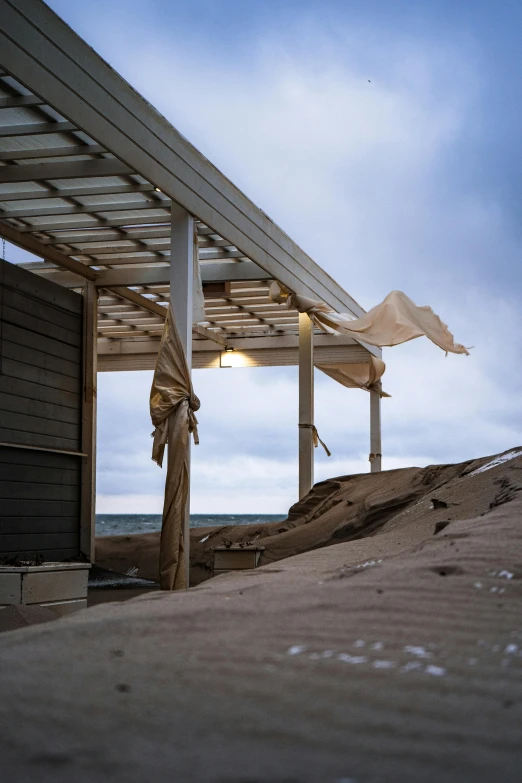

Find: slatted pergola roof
[0,76,286,355]
[0,0,380,375]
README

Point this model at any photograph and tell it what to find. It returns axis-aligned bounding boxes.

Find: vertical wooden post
[80,282,97,561]
[170,202,195,582]
[298,312,314,498]
[370,389,382,473]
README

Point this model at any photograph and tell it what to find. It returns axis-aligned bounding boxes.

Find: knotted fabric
[150,306,200,591]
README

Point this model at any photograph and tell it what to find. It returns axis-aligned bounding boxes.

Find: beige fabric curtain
[150,307,200,591]
[270,283,469,355]
[317,355,391,397]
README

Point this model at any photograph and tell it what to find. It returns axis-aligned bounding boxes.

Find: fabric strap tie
[299,423,331,457]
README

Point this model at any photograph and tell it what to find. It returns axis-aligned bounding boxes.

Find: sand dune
[0,448,521,781]
[96,447,522,585]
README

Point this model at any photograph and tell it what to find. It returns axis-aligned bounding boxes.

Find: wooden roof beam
[0,198,170,219]
[0,94,46,108]
[16,214,171,232]
[0,120,76,136]
[193,323,227,347]
[0,158,133,182]
[16,260,271,287]
[40,226,169,245]
[103,285,166,319]
[0,144,106,160]
[0,183,155,202]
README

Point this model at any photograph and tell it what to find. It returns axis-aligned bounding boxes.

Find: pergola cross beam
[0,158,133,181]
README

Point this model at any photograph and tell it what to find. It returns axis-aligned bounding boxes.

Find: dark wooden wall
[0,259,83,561]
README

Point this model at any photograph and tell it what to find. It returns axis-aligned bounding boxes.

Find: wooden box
[213,546,265,575]
[0,562,91,616]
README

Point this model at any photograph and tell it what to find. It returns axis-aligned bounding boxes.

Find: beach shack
[0,1,467,596]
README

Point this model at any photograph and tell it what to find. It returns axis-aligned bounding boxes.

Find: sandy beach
[97,448,522,587]
[0,449,521,782]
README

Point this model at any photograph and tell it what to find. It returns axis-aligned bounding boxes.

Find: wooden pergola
[0,0,383,568]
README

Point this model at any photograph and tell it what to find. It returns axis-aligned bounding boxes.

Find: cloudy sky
[31,0,522,513]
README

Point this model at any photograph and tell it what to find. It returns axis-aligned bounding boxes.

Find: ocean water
[96,514,285,537]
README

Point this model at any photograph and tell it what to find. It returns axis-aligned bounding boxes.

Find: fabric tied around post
[299,423,331,457]
[150,306,200,591]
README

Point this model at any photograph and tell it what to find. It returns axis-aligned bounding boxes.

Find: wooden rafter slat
[0,144,106,160]
[58,241,170,255]
[38,225,169,244]
[0,157,133,180]
[16,214,172,232]
[0,198,170,219]
[0,184,156,203]
[0,121,77,137]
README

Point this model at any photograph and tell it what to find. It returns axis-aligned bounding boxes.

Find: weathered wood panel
[0,517,79,535]
[1,375,81,410]
[0,409,80,442]
[1,302,82,347]
[1,499,79,518]
[2,321,80,363]
[0,480,79,501]
[0,261,83,560]
[0,458,79,486]
[1,357,80,395]
[2,340,81,380]
[4,287,81,337]
[0,533,80,552]
[0,391,80,425]
[0,427,80,453]
[0,446,81,468]
[2,256,82,312]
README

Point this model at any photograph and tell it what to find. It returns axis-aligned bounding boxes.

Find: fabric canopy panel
[317,356,391,397]
[150,307,200,591]
[270,283,468,395]
[269,283,469,354]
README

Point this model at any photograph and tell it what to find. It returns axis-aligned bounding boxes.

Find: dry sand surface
[97,448,522,586]
[0,448,522,782]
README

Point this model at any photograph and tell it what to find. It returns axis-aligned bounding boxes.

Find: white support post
[80,282,97,561]
[170,202,195,581]
[298,312,314,499]
[370,389,382,473]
